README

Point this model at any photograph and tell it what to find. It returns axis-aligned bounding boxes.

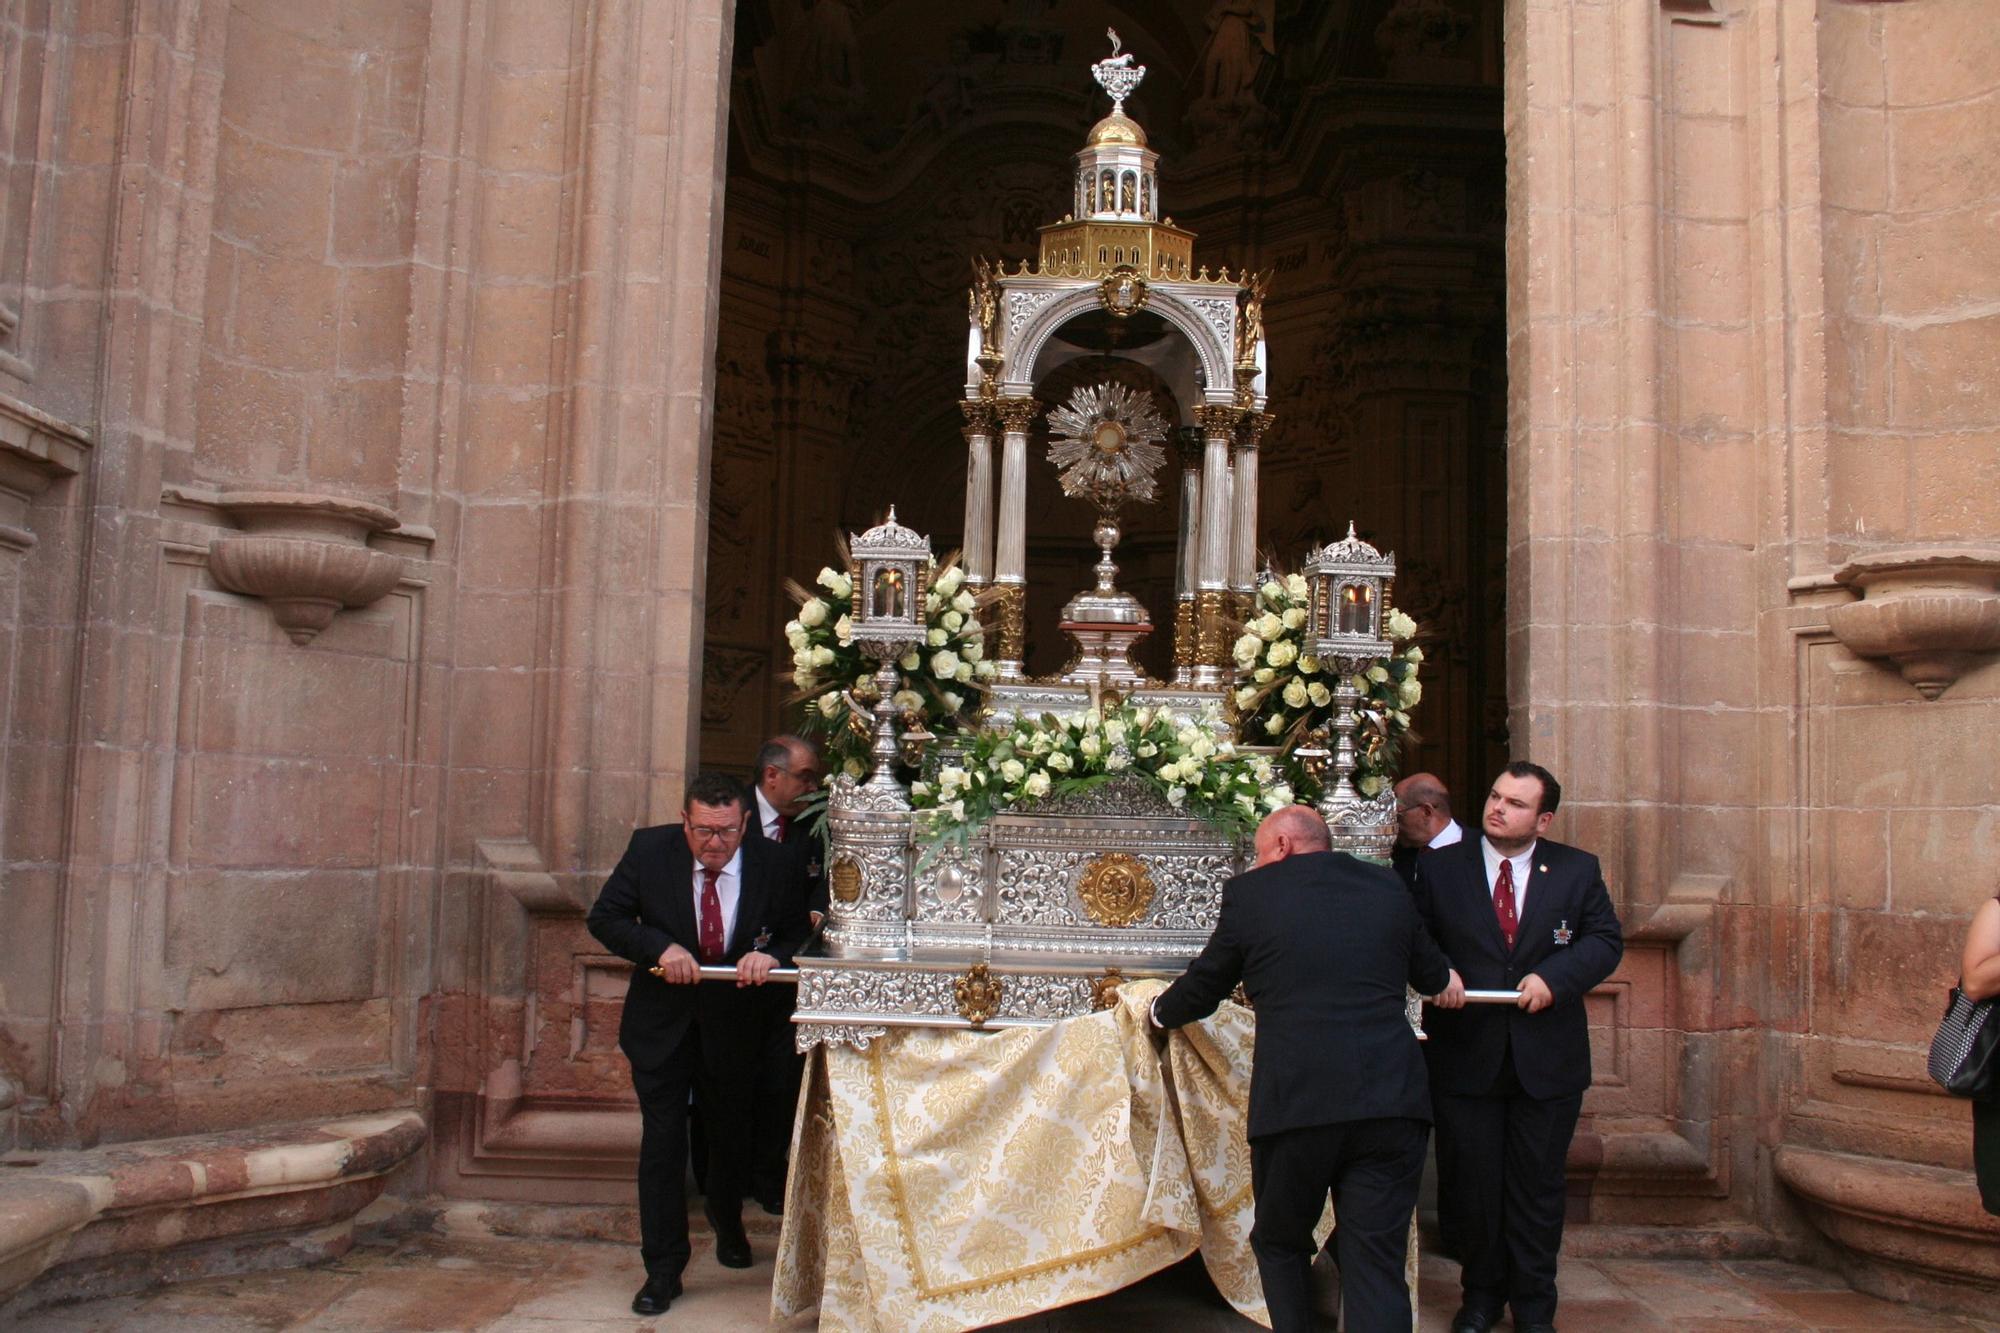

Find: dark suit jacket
[585,824,811,1071]
[1409,837,1623,1100]
[1153,850,1453,1140]
[742,789,828,920]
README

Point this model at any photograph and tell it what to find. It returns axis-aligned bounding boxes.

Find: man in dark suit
[1153,805,1454,1333]
[741,734,825,1214]
[1412,761,1623,1333]
[586,770,812,1317]
[1392,771,1466,889]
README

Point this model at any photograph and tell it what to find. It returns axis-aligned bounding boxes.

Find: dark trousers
[1975,1098,2000,1216]
[630,1025,754,1280]
[1249,1117,1428,1333]
[751,987,805,1204]
[1432,1049,1582,1325]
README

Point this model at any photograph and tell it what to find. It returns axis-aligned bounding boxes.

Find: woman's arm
[1961,897,2000,1002]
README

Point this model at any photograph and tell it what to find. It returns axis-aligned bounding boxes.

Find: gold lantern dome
[1085,110,1147,148]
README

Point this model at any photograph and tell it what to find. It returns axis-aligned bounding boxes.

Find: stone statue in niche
[1187,0,1275,150]
[1374,0,1474,82]
[1195,0,1273,106]
[774,0,865,127]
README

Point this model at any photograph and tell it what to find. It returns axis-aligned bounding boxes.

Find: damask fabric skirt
[771,979,1419,1331]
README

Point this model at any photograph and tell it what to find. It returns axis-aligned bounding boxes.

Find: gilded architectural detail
[1077,853,1157,927]
[953,963,1004,1027]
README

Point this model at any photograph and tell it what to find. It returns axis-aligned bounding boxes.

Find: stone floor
[11,1224,1994,1331]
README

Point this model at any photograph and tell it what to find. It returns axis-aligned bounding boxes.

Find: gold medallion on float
[1077,852,1155,927]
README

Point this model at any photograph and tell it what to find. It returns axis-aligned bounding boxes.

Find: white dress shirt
[754,786,785,841]
[692,846,744,948]
[1429,819,1465,850]
[1480,836,1537,918]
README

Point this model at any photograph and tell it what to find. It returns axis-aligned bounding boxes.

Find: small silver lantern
[846,508,933,798]
[1303,521,1395,662]
[1298,521,1398,854]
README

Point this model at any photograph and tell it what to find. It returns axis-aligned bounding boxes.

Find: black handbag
[1927,987,1999,1099]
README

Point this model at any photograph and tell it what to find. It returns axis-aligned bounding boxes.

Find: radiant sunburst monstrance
[1045,382,1170,512]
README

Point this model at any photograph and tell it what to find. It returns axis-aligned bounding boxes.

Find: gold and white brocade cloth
[772,979,1421,1330]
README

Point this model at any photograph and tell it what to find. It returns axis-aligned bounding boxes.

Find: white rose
[835,614,854,645]
[975,660,997,678]
[1407,646,1424,664]
[1387,609,1417,640]
[1266,641,1297,668]
[1167,785,1187,808]
[1104,721,1126,746]
[1189,734,1215,759]
[1254,667,1275,684]
[1285,572,1308,598]
[844,757,864,778]
[1253,613,1283,640]
[798,598,828,628]
[1358,775,1383,798]
[899,650,921,671]
[928,627,949,646]
[1048,751,1073,772]
[948,798,966,819]
[1283,680,1309,709]
[1282,607,1306,630]
[811,645,835,667]
[818,691,842,717]
[1106,751,1131,771]
[910,781,930,801]
[1136,741,1158,758]
[793,647,813,668]
[1264,712,1286,736]
[925,591,943,614]
[936,566,964,595]
[1079,735,1101,759]
[1261,580,1283,600]
[793,668,813,688]
[961,639,983,662]
[1307,681,1332,708]
[1235,685,1259,707]
[938,765,966,790]
[1298,654,1321,675]
[953,590,975,613]
[1268,784,1294,807]
[943,610,965,632]
[1367,664,1390,684]
[816,566,842,592]
[1233,633,1263,668]
[1024,771,1051,798]
[892,689,924,711]
[1400,679,1422,706]
[1235,793,1256,816]
[943,690,965,712]
[930,649,960,678]
[1000,758,1026,783]
[954,663,973,683]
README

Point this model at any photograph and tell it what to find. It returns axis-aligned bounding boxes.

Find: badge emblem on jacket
[1553,919,1572,946]
[753,926,773,951]
[806,855,823,879]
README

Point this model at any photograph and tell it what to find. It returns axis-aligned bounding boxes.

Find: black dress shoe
[1515,1324,1557,1333]
[1449,1307,1501,1333]
[706,1204,754,1269]
[631,1275,681,1316]
[755,1192,785,1217]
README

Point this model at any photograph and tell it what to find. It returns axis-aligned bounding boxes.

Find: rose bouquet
[910,701,1292,842]
[785,555,997,777]
[1230,572,1424,798]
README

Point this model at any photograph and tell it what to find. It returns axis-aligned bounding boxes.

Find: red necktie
[775,813,790,843]
[1494,858,1518,951]
[698,866,725,963]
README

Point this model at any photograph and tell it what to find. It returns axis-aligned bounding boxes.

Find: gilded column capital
[1194,403,1239,436]
[1237,411,1275,450]
[994,397,1042,433]
[959,398,995,431]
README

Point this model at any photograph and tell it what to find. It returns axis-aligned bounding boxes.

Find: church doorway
[700,0,1507,805]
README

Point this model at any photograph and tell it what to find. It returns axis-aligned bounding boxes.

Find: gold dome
[1085,111,1147,148]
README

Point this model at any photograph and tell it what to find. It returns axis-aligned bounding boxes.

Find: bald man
[1392,772,1464,890]
[1153,805,1455,1333]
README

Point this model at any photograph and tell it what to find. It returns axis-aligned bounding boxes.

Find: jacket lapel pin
[1553,919,1573,945]
[1538,863,1549,873]
[753,926,773,951]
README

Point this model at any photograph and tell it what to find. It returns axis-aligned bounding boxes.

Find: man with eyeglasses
[587,770,812,1317]
[741,734,826,1215]
[1391,771,1464,890]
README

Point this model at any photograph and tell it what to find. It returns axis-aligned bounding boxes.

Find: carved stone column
[1172,427,1203,684]
[1193,403,1237,682]
[992,396,1039,678]
[959,398,995,586]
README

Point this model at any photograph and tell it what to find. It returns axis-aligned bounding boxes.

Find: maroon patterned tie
[1494,858,1519,952]
[776,813,790,843]
[698,866,725,963]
